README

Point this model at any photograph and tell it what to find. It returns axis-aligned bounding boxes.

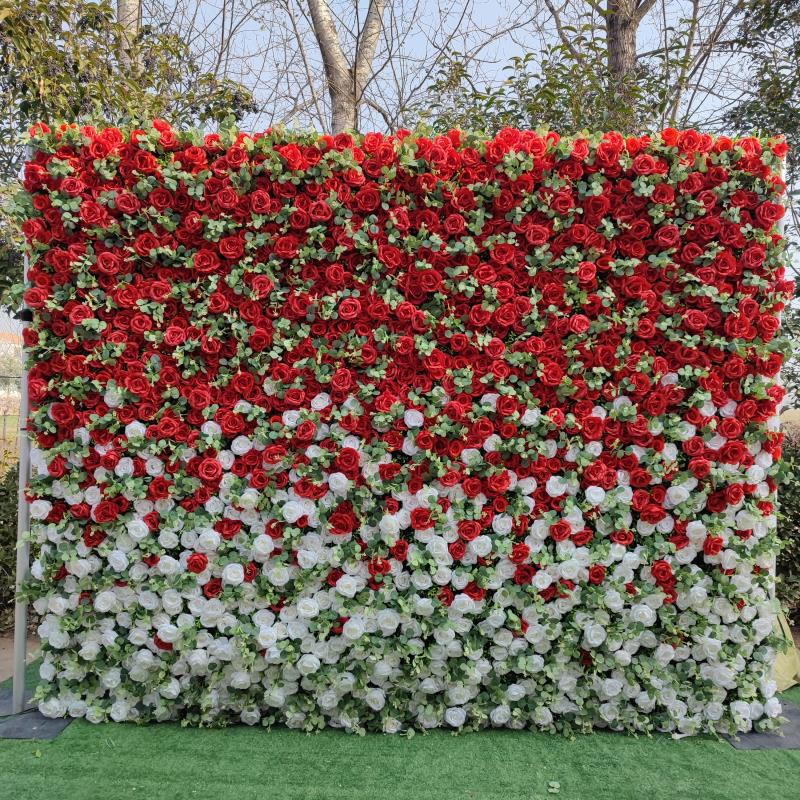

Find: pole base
[0,687,35,717]
[0,710,72,740]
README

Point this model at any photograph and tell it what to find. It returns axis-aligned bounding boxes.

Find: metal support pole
[11,221,31,715]
[773,154,787,603]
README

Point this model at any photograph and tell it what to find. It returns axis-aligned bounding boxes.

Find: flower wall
[17,123,793,735]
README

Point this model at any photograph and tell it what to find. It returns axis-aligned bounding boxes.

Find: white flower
[297,654,321,675]
[404,409,424,427]
[343,617,365,640]
[444,706,467,727]
[335,575,358,598]
[631,604,657,626]
[107,550,129,572]
[583,623,607,648]
[585,486,605,506]
[29,499,52,520]
[365,688,386,711]
[282,501,305,523]
[94,591,117,613]
[124,421,147,439]
[126,519,150,541]
[231,435,252,455]
[252,533,275,560]
[222,563,245,585]
[297,597,320,618]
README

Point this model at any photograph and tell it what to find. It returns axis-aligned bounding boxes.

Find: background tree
[418,0,749,134]
[307,0,386,133]
[724,0,799,236]
[0,0,255,303]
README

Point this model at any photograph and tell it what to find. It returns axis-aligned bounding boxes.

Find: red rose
[703,535,724,556]
[651,560,673,585]
[218,235,245,260]
[193,249,220,274]
[390,540,409,561]
[458,520,481,541]
[274,235,299,259]
[328,502,357,536]
[449,539,467,560]
[550,521,571,541]
[198,458,223,483]
[755,201,784,228]
[514,564,536,585]
[588,565,606,585]
[410,507,433,530]
[187,553,209,574]
[510,542,530,564]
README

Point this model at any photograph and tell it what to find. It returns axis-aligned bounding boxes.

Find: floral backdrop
[14,122,793,735]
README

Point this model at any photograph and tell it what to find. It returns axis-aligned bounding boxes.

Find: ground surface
[1,663,799,800]
[0,634,39,682]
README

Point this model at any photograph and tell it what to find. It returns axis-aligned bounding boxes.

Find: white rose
[490,705,511,726]
[258,626,278,648]
[125,421,146,439]
[252,534,275,560]
[297,654,321,675]
[583,623,607,648]
[404,409,424,428]
[29,499,53,520]
[282,501,305,523]
[312,393,331,411]
[585,486,605,506]
[94,591,117,613]
[107,550,129,572]
[336,575,358,598]
[444,706,467,727]
[631,604,656,626]
[222,563,245,586]
[157,556,180,576]
[328,472,350,495]
[39,696,67,719]
[297,597,320,618]
[377,609,400,635]
[343,617,365,640]
[196,529,221,552]
[365,688,386,711]
[126,519,150,541]
[231,435,252,455]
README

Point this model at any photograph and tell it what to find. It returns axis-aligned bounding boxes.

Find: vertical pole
[11,193,31,716]
[772,152,787,607]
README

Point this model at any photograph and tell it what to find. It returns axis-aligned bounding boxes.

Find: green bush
[778,435,800,625]
[0,462,19,631]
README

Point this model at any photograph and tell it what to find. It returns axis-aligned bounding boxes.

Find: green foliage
[779,305,800,407]
[725,0,799,185]
[779,436,800,625]
[414,12,697,136]
[0,462,19,630]
[417,42,651,135]
[0,0,256,305]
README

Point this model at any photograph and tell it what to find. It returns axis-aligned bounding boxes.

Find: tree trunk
[116,0,140,69]
[606,1,638,84]
[307,0,386,134]
[605,0,655,129]
[330,73,358,133]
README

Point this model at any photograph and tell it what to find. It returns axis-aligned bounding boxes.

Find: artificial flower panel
[17,123,792,735]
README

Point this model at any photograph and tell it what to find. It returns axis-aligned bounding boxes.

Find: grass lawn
[1,664,799,800]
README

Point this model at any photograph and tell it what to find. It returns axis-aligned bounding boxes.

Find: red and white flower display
[15,122,792,735]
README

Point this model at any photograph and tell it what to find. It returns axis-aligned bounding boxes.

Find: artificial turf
[1,665,798,800]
